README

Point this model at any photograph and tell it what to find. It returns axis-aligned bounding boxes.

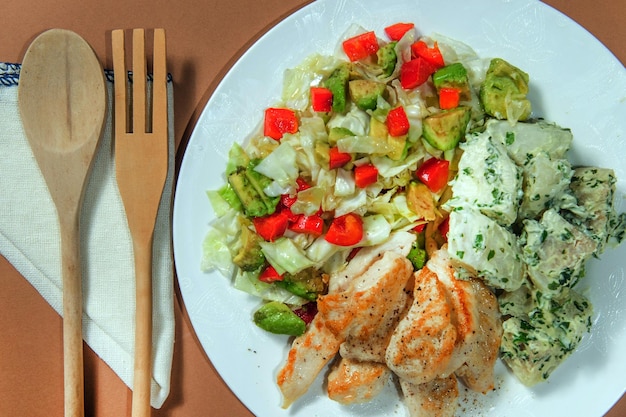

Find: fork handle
[132,238,153,417]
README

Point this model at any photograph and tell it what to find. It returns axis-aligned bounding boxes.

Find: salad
[201,20,625,414]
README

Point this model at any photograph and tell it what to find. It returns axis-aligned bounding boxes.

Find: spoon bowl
[18,28,106,417]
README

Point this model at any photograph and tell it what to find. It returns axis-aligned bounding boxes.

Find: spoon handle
[59,212,84,417]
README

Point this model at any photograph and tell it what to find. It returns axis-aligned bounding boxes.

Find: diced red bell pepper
[439,216,450,241]
[295,177,312,191]
[310,87,333,112]
[293,302,318,324]
[439,87,461,110]
[258,264,284,283]
[280,193,297,209]
[384,22,415,41]
[325,213,364,246]
[288,214,324,236]
[416,157,450,193]
[329,146,352,169]
[411,40,445,68]
[342,31,379,62]
[264,107,298,141]
[386,106,410,137]
[252,210,290,241]
[412,222,426,233]
[399,56,438,89]
[279,177,312,210]
[354,163,379,188]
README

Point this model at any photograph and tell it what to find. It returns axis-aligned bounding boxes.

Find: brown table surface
[1,1,624,416]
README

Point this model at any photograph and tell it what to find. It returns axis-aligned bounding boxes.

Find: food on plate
[400,373,459,417]
[201,20,626,415]
[253,300,307,336]
[385,252,462,385]
[479,58,532,121]
[385,248,501,416]
[277,231,415,408]
[327,358,391,404]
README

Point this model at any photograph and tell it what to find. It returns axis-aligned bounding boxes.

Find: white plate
[173,0,626,415]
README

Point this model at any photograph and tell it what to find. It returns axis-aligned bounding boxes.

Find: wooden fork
[112,28,168,417]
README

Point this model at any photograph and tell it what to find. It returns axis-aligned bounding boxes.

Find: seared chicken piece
[339,288,410,363]
[385,245,503,416]
[327,358,391,405]
[328,231,416,292]
[428,247,503,393]
[332,232,415,363]
[400,374,459,417]
[319,251,414,341]
[385,265,457,385]
[277,232,415,408]
[454,277,502,394]
[426,248,480,375]
[276,314,341,408]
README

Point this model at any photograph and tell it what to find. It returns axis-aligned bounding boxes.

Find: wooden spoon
[18,29,106,417]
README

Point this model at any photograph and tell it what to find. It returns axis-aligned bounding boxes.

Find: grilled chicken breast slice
[277,233,415,408]
[329,230,416,293]
[454,277,502,393]
[318,251,414,341]
[385,266,457,385]
[276,314,341,408]
[400,374,459,417]
[427,248,481,375]
[339,288,410,364]
[327,358,391,405]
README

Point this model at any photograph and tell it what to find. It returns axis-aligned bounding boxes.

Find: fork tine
[112,29,127,137]
[132,29,147,134]
[152,29,167,136]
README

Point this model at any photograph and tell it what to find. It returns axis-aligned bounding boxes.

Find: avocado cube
[376,41,397,77]
[407,243,427,269]
[232,225,266,272]
[227,161,280,218]
[328,126,355,146]
[422,106,471,151]
[276,268,326,301]
[433,63,470,100]
[228,171,270,218]
[253,301,306,336]
[349,79,386,110]
[369,117,406,160]
[480,58,531,121]
[369,116,388,139]
[324,63,350,113]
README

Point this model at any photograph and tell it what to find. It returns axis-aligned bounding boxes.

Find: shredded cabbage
[233,271,308,306]
[259,237,317,275]
[282,53,342,111]
[201,227,235,277]
[327,107,369,135]
[360,214,392,246]
[253,141,299,189]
